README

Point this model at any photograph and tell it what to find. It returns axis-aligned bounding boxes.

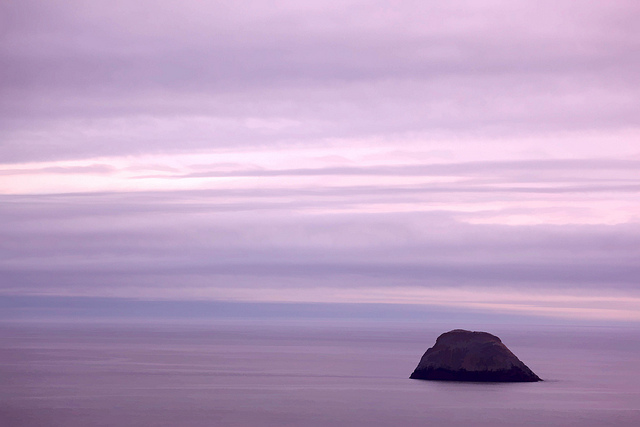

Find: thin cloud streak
[144,158,640,178]
[0,164,116,176]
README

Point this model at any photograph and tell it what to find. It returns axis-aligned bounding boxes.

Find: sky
[1,0,639,324]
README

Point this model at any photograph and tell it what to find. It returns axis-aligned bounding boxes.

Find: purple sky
[1,0,639,322]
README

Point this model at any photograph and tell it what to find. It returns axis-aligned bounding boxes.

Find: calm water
[1,321,639,426]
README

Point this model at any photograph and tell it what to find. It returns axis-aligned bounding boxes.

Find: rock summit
[410,329,541,382]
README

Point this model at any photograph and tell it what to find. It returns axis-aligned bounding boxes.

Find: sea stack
[410,329,541,382]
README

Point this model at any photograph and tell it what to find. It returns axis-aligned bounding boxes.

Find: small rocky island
[410,329,541,382]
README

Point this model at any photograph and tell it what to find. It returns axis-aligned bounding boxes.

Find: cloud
[0,1,639,322]
[0,164,115,176]
[1,1,639,162]
[149,158,640,184]
[2,191,638,294]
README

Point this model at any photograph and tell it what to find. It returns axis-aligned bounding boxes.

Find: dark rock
[410,329,542,382]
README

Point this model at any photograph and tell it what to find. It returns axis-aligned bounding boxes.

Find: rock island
[410,329,542,382]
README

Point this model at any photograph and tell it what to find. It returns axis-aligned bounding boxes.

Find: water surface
[2,322,639,426]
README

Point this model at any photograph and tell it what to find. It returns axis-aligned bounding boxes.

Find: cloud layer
[1,1,639,322]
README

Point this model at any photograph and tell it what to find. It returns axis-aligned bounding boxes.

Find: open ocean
[2,321,639,426]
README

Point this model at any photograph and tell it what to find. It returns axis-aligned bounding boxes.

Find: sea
[1,321,639,426]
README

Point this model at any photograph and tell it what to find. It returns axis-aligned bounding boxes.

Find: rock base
[410,366,541,382]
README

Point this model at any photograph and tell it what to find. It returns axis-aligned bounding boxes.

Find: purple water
[2,321,639,426]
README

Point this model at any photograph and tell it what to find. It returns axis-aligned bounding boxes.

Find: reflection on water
[1,322,639,426]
